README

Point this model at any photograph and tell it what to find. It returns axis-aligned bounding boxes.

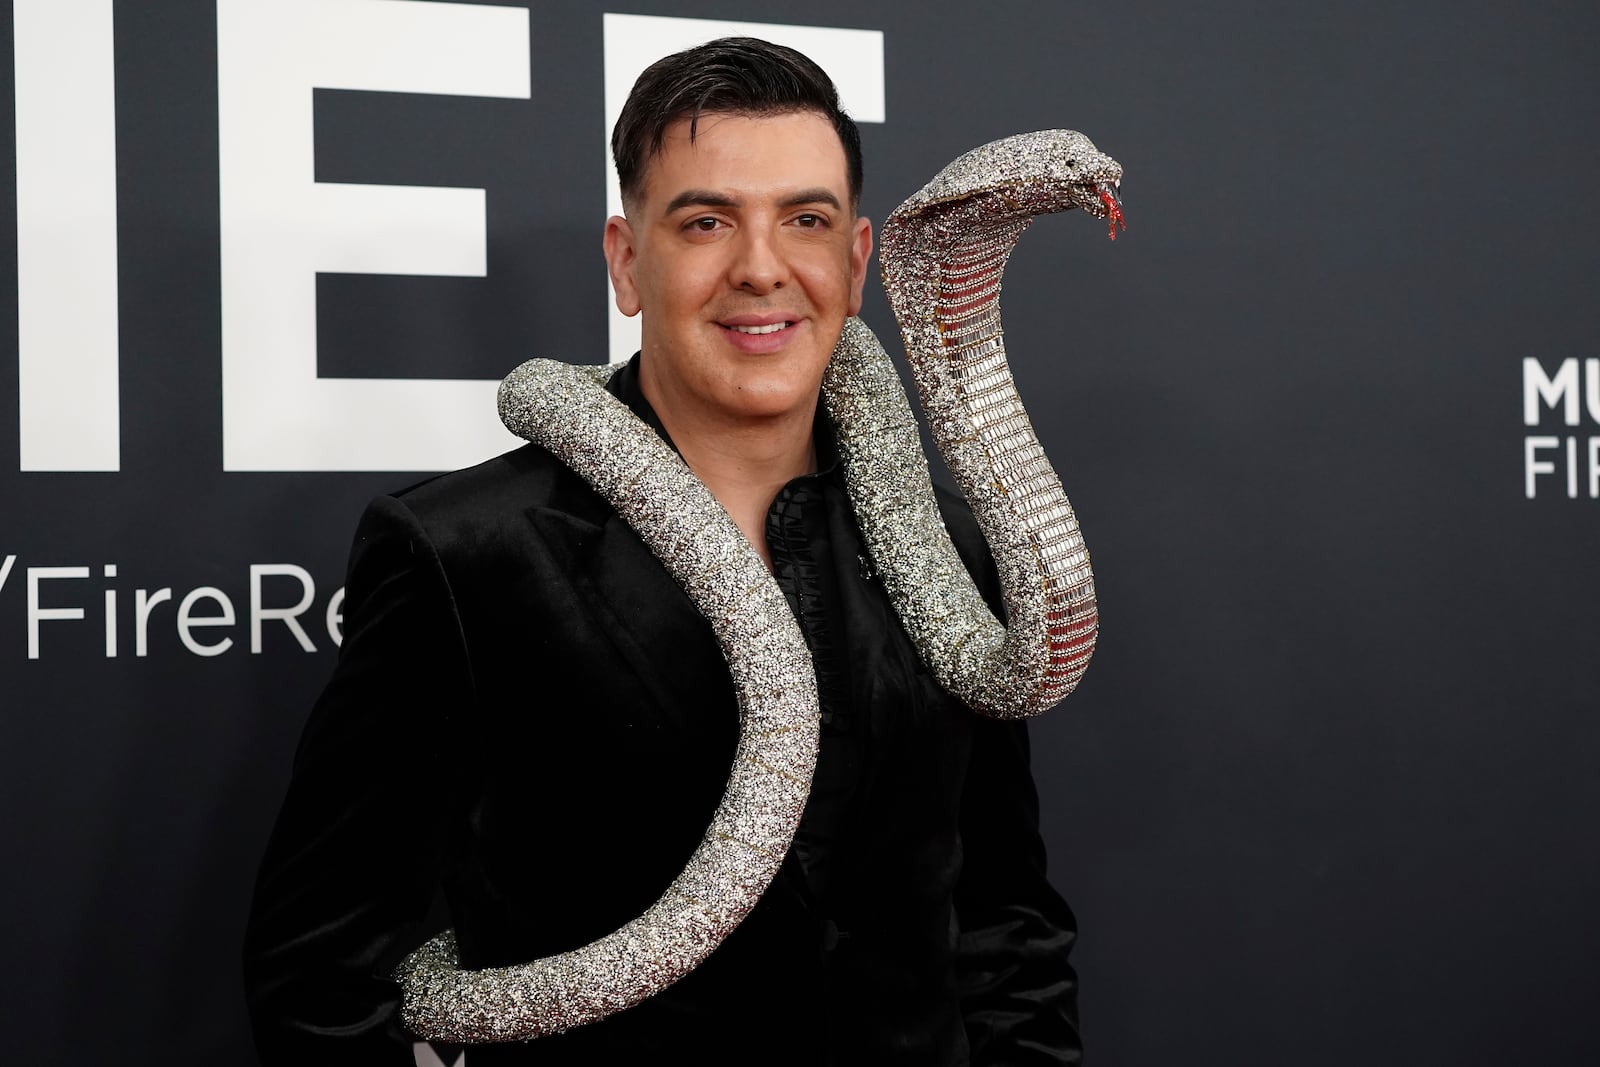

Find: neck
[642,388,818,570]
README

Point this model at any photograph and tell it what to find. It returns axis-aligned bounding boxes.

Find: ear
[846,215,873,316]
[603,214,641,316]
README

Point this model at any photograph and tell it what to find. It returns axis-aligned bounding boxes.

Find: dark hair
[611,37,863,210]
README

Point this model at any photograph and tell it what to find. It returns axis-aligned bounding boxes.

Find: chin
[716,374,820,421]
[722,390,811,421]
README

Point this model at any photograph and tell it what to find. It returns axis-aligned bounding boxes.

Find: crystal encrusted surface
[396,361,820,1043]
[874,129,1113,715]
[395,128,1115,1042]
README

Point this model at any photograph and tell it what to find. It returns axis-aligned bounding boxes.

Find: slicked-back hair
[611,37,863,212]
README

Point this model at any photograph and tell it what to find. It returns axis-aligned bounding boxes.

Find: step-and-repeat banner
[4,2,1596,1064]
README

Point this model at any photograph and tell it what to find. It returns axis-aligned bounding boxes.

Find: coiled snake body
[397,129,1122,1043]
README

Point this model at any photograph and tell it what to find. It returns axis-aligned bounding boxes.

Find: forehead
[635,110,850,208]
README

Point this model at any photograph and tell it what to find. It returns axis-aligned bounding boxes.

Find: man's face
[604,110,872,431]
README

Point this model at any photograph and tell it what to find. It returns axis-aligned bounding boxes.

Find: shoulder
[355,443,605,562]
[400,441,603,521]
[932,483,981,557]
[931,482,1004,616]
[390,443,563,516]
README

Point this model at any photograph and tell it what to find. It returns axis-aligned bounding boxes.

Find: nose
[728,225,788,294]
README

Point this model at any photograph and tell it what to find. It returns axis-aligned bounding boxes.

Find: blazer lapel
[522,462,819,920]
[523,476,735,737]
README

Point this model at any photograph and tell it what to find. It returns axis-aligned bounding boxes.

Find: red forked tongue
[1100,188,1126,244]
[1098,185,1126,241]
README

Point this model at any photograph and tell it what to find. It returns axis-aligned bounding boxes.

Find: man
[245,37,1080,1065]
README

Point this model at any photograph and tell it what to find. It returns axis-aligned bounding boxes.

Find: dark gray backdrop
[3,1,1597,1064]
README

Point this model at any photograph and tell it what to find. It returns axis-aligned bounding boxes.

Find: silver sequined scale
[397,129,1118,1043]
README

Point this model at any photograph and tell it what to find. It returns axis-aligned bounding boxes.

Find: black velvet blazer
[244,400,1080,1065]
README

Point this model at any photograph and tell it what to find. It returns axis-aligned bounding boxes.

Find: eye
[793,213,827,228]
[688,216,721,232]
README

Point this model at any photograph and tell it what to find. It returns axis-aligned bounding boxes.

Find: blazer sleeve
[954,717,1083,1064]
[938,487,1084,1064]
[243,495,472,1065]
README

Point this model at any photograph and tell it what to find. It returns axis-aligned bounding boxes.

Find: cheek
[653,258,718,313]
[797,251,854,301]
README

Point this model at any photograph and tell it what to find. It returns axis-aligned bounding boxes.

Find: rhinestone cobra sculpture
[395,129,1122,1044]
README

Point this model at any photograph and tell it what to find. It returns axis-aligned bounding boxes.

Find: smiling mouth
[725,321,794,335]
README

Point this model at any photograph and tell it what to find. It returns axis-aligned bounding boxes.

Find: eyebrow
[663,190,737,215]
[662,187,844,216]
[780,188,843,211]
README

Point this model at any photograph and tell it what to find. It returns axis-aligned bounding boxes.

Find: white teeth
[729,322,790,335]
